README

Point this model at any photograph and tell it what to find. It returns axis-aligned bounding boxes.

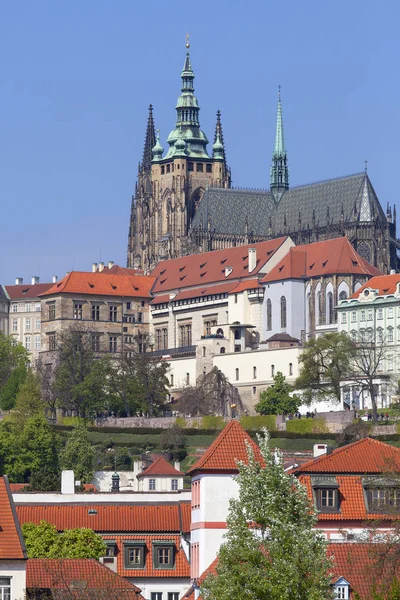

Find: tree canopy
[201,431,332,600]
[0,333,29,410]
[256,371,301,415]
[60,425,94,484]
[178,367,244,416]
[22,520,106,559]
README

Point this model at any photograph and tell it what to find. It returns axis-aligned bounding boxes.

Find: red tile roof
[4,283,53,300]
[137,456,184,478]
[350,273,400,298]
[39,271,156,299]
[16,502,191,533]
[9,483,29,492]
[187,420,263,475]
[27,558,144,597]
[292,437,400,474]
[103,534,190,579]
[151,238,288,293]
[182,556,219,600]
[229,279,263,293]
[0,476,27,559]
[262,237,382,283]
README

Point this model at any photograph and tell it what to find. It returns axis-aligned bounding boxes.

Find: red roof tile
[182,556,219,600]
[229,279,263,293]
[39,271,156,299]
[187,420,263,475]
[137,456,184,478]
[262,237,382,283]
[27,558,144,597]
[350,273,400,298]
[292,437,400,474]
[5,283,53,300]
[0,476,26,559]
[151,238,288,293]
[103,534,190,579]
[16,502,191,533]
[9,483,29,492]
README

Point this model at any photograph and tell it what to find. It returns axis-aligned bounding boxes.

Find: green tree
[201,431,333,600]
[0,364,27,411]
[60,425,94,483]
[256,371,301,415]
[0,333,28,410]
[12,369,45,425]
[22,520,106,559]
[295,332,355,404]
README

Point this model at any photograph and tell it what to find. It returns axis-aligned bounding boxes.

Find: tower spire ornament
[141,104,156,173]
[270,86,289,199]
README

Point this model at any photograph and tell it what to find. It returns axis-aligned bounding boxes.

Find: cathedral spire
[270,87,289,198]
[142,104,156,172]
[213,110,227,163]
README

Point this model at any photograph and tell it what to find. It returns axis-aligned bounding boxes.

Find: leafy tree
[0,364,27,411]
[12,369,45,425]
[256,371,301,415]
[60,425,94,483]
[0,333,28,410]
[295,332,355,404]
[22,520,106,559]
[201,431,333,600]
[178,367,244,417]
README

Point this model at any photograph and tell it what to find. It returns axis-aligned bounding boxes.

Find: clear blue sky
[1,1,399,284]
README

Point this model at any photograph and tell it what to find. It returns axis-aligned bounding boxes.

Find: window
[12,319,17,332]
[92,334,101,352]
[377,328,383,343]
[170,374,174,386]
[315,487,339,512]
[289,363,293,376]
[367,309,373,321]
[252,386,256,395]
[320,489,335,507]
[369,487,400,510]
[48,303,56,320]
[35,303,41,311]
[271,364,275,377]
[149,479,156,491]
[388,307,394,319]
[280,296,287,329]
[360,309,366,322]
[26,303,31,312]
[338,291,348,301]
[168,594,179,600]
[109,305,118,321]
[124,542,145,569]
[25,336,31,351]
[377,308,383,320]
[351,311,356,322]
[0,577,11,600]
[266,299,272,331]
[327,292,334,324]
[235,368,239,381]
[234,294,238,304]
[34,335,41,351]
[220,347,225,353]
[197,163,203,172]
[12,304,18,312]
[351,330,357,342]
[151,594,162,600]
[74,303,83,319]
[188,162,194,171]
[105,543,116,557]
[35,318,41,329]
[25,318,31,330]
[179,323,192,346]
[153,543,174,568]
[92,304,100,321]
[171,479,178,491]
[253,366,257,379]
[388,327,394,343]
[109,336,117,353]
[126,302,131,310]
[334,585,349,599]
[341,312,347,324]
[48,334,56,351]
[206,163,212,173]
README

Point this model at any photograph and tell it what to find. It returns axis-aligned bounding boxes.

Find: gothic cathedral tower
[127,41,231,270]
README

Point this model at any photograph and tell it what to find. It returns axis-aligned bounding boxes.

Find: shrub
[201,415,226,430]
[175,417,186,428]
[240,415,277,431]
[286,417,329,435]
[59,416,93,427]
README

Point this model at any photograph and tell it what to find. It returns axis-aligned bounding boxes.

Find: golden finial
[186,33,190,49]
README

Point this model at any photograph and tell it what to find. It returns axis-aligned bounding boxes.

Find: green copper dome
[212,131,224,160]
[152,131,164,162]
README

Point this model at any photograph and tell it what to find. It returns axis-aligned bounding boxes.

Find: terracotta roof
[262,237,382,283]
[292,437,400,474]
[9,483,29,492]
[0,476,27,559]
[16,502,191,533]
[187,420,263,475]
[151,282,238,305]
[151,238,288,293]
[101,265,144,276]
[103,534,190,579]
[137,456,184,478]
[27,558,144,598]
[229,279,263,293]
[39,271,156,299]
[4,283,53,300]
[350,273,400,298]
[182,556,219,600]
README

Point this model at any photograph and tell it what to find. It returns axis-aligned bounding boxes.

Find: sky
[1,0,399,284]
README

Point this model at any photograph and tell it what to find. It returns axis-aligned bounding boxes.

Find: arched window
[235,368,239,381]
[289,363,293,376]
[327,292,334,324]
[271,364,275,378]
[339,291,348,301]
[280,296,287,329]
[220,347,226,354]
[267,299,272,331]
[253,366,257,379]
[316,291,322,325]
[357,241,372,264]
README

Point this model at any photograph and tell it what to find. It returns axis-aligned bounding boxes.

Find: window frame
[152,541,175,569]
[0,576,11,600]
[123,541,146,569]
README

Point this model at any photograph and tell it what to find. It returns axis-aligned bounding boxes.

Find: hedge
[239,415,277,431]
[285,418,329,435]
[201,415,226,430]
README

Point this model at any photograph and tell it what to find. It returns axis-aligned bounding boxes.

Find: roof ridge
[292,437,371,473]
[288,172,365,191]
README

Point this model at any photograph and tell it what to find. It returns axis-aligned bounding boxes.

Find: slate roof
[0,475,27,560]
[27,558,144,598]
[137,456,184,477]
[192,173,386,237]
[16,501,191,533]
[39,271,156,299]
[187,420,263,475]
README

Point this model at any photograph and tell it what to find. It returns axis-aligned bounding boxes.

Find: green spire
[152,129,164,162]
[165,38,210,160]
[270,87,289,197]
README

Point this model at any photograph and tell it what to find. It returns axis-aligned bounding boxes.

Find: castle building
[127,44,398,274]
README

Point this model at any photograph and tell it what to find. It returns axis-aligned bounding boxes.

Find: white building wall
[262,280,305,341]
[168,357,197,391]
[0,561,26,600]
[128,577,189,600]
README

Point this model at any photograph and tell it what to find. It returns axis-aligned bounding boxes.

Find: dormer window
[363,478,400,512]
[333,578,350,599]
[311,477,340,512]
[152,541,175,569]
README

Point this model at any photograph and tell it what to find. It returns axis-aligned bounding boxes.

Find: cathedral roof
[192,173,386,237]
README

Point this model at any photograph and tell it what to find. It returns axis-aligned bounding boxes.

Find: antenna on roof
[364,159,368,174]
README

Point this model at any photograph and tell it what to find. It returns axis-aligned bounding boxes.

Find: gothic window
[316,291,322,325]
[267,299,272,331]
[280,296,287,329]
[339,291,348,301]
[307,293,311,331]
[327,292,334,325]
[357,241,372,264]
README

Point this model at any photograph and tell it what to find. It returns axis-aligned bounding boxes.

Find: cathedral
[127,43,398,274]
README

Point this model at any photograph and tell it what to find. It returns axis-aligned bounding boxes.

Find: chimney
[15,277,23,285]
[98,262,105,272]
[248,248,257,273]
[61,470,75,494]
[225,266,233,277]
[174,461,181,472]
[92,263,98,273]
[31,276,39,285]
[390,269,396,275]
[313,444,328,458]
[108,261,114,269]
[52,275,58,284]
